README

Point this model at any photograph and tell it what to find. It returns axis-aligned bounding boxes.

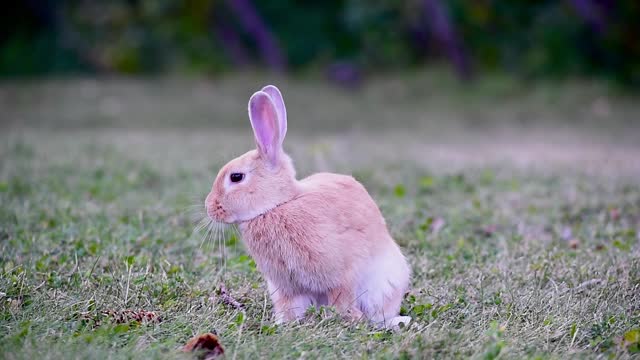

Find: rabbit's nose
[206,203,217,219]
[206,206,216,219]
[206,198,224,220]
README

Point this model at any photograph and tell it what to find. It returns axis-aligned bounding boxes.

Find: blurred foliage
[1,0,639,86]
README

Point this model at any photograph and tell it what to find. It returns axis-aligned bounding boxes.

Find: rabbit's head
[205,85,298,223]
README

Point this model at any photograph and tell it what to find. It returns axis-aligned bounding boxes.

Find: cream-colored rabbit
[205,85,410,328]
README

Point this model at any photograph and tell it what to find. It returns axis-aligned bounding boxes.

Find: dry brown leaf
[102,309,162,324]
[79,309,162,327]
[183,333,225,360]
[568,238,580,249]
[212,283,244,310]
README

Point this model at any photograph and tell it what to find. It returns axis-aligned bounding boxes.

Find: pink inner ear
[248,91,280,162]
[261,85,287,142]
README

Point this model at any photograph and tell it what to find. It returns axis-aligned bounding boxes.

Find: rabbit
[205,85,411,329]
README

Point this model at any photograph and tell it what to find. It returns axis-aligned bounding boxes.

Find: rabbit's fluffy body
[205,85,410,327]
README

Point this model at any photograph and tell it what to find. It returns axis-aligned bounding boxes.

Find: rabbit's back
[298,172,391,250]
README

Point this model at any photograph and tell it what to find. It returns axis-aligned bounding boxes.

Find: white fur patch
[356,242,410,324]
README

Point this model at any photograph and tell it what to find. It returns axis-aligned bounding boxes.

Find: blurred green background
[3,0,640,87]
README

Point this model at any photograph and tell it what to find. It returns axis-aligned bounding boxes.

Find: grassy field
[1,73,640,359]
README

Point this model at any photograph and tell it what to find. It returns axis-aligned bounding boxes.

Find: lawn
[1,73,639,359]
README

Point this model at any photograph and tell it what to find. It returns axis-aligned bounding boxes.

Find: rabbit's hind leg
[356,245,410,327]
[328,285,364,321]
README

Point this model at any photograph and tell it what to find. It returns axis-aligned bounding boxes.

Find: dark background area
[2,0,639,87]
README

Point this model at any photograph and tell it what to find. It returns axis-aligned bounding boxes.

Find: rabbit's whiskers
[190,211,229,267]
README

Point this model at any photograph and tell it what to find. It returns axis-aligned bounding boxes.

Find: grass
[1,73,640,359]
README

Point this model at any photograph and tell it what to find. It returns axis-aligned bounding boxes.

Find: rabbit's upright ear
[248,91,281,165]
[261,85,287,143]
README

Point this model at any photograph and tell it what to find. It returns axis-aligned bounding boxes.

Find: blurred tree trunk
[421,0,473,80]
[211,9,251,67]
[225,0,286,72]
[569,0,608,33]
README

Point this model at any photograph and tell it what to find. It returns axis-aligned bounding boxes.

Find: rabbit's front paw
[272,293,313,324]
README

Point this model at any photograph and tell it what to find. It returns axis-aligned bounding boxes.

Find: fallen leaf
[568,238,579,249]
[211,283,244,310]
[79,309,162,328]
[102,309,162,324]
[183,333,225,360]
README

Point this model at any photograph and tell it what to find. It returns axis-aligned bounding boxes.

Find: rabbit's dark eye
[230,173,244,183]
